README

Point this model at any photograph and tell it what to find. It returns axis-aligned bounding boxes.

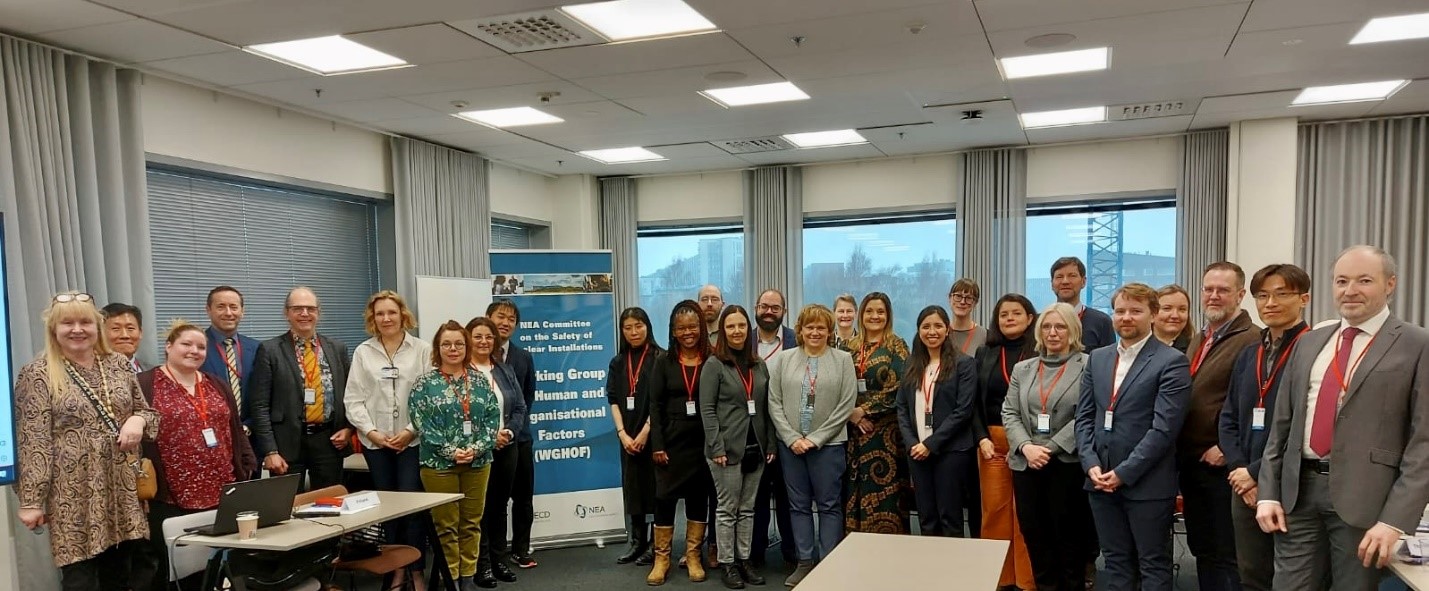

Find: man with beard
[1075,282,1191,591]
[1180,262,1261,591]
[751,289,797,566]
[1051,257,1116,351]
[698,285,725,344]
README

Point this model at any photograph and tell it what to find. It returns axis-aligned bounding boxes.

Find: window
[491,220,533,249]
[147,166,379,355]
[803,213,956,341]
[1025,199,1177,314]
[637,225,744,341]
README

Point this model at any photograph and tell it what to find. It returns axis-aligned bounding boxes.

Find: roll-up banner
[489,250,624,547]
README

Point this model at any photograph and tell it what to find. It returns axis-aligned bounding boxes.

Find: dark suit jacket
[249,332,351,457]
[1075,336,1191,500]
[138,369,258,503]
[1257,315,1429,531]
[488,363,529,438]
[699,358,774,464]
[504,344,537,443]
[1080,307,1116,352]
[200,327,261,421]
[896,352,978,454]
[1217,323,1306,482]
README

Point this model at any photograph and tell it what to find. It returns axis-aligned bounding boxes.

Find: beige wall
[1026,137,1180,200]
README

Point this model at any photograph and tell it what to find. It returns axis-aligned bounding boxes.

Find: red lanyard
[295,337,322,381]
[958,327,977,354]
[856,341,879,376]
[762,339,783,361]
[680,360,700,401]
[738,367,754,401]
[216,336,242,378]
[1327,329,1376,394]
[805,360,818,400]
[1077,307,1086,321]
[444,370,472,421]
[1109,354,1125,411]
[1190,333,1216,376]
[1255,327,1308,408]
[627,347,650,395]
[999,347,1020,385]
[164,367,211,426]
[921,362,939,413]
[1037,360,1069,414]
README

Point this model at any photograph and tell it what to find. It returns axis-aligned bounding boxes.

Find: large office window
[638,225,745,341]
[1025,199,1177,314]
[803,214,956,341]
[148,166,379,355]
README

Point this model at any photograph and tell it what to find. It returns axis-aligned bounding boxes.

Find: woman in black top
[607,307,663,566]
[647,300,715,585]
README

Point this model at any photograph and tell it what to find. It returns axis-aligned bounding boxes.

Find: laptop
[185,474,301,536]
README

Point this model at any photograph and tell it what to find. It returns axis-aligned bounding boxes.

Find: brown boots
[685,521,708,582]
[647,526,675,585]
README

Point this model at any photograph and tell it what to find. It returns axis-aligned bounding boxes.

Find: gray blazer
[699,358,774,464]
[1258,315,1429,532]
[1003,353,1088,471]
[768,347,858,449]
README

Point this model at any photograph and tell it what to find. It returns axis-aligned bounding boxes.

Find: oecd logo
[533,511,552,521]
[574,504,608,519]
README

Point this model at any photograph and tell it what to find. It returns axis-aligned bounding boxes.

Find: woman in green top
[843,292,911,534]
[409,320,501,591]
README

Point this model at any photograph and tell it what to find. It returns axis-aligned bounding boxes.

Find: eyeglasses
[439,342,466,350]
[1201,287,1235,297]
[470,334,496,342]
[698,296,722,304]
[1040,323,1069,333]
[949,293,978,303]
[53,293,93,304]
[757,304,784,313]
[286,305,319,314]
[1253,291,1303,303]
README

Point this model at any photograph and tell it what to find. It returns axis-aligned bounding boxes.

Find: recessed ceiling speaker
[1024,33,1077,48]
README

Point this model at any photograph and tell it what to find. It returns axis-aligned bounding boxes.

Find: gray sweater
[767,347,858,449]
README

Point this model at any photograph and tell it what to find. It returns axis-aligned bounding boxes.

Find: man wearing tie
[201,286,261,471]
[1256,245,1429,591]
[250,286,353,490]
[1076,282,1191,591]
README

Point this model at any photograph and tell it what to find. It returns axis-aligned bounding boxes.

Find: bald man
[250,286,353,490]
[698,285,725,343]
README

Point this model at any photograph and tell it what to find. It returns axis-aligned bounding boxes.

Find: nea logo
[574,504,608,519]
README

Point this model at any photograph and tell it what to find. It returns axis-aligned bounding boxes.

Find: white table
[795,532,1009,590]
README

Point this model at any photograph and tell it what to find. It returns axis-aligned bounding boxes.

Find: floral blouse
[408,368,501,470]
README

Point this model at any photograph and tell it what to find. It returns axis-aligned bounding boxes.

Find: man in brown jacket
[1179,262,1261,591]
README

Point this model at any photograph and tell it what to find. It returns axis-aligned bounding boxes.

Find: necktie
[224,338,243,414]
[302,339,324,424]
[130,357,141,374]
[493,346,505,365]
[1309,327,1360,457]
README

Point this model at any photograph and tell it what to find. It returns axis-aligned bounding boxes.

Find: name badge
[1252,407,1266,431]
[923,412,934,429]
[202,428,219,448]
[685,400,697,416]
[626,396,636,411]
[857,379,867,393]
[380,366,399,380]
[304,388,317,405]
[1036,413,1051,434]
[1103,410,1114,431]
[462,421,473,436]
[747,400,757,416]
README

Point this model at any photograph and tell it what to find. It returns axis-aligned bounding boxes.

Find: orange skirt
[979,425,1035,590]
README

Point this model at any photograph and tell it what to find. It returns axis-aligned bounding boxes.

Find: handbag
[64,360,155,500]
[134,457,157,501]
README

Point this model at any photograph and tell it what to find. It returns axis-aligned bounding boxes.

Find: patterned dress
[843,335,911,534]
[15,354,160,567]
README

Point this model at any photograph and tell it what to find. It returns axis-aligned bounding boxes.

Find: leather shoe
[722,564,745,589]
[473,567,498,589]
[737,560,766,586]
[492,560,517,582]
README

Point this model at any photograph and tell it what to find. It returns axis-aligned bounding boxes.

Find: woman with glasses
[843,292,911,534]
[608,308,663,567]
[15,292,160,591]
[1002,303,1095,591]
[948,279,988,355]
[409,321,502,591]
[768,304,857,587]
[466,317,527,587]
[1153,284,1195,352]
[831,294,858,351]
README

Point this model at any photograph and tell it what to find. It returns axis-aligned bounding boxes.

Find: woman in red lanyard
[646,300,716,585]
[699,305,775,589]
[139,321,255,591]
[606,307,663,566]
[896,305,978,538]
[1002,302,1097,591]
[972,293,1039,590]
[843,292,912,534]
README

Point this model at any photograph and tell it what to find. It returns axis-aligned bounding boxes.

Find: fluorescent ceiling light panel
[699,81,810,107]
[1291,80,1408,105]
[1019,106,1107,129]
[561,0,716,41]
[455,107,564,128]
[782,129,868,148]
[999,47,1109,80]
[244,35,408,75]
[579,147,666,164]
[1350,12,1429,44]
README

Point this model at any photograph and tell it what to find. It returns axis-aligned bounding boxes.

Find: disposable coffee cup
[236,511,260,540]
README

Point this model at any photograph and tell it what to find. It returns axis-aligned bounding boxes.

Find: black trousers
[288,427,344,491]
[365,445,428,568]
[1013,461,1098,591]
[752,454,795,563]
[908,450,974,537]
[655,491,711,524]
[1178,458,1241,591]
[480,443,520,567]
[62,539,153,591]
[1088,492,1176,591]
[510,439,536,555]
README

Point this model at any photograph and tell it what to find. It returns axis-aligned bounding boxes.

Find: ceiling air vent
[711,136,795,154]
[448,11,603,53]
[1109,100,1196,120]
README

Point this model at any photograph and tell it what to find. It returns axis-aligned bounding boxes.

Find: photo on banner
[490,250,623,546]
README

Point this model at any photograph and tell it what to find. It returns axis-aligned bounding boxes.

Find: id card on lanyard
[739,367,756,416]
[1037,360,1069,434]
[167,367,218,448]
[447,371,473,436]
[627,347,650,412]
[1105,355,1123,431]
[681,362,699,416]
[922,363,938,429]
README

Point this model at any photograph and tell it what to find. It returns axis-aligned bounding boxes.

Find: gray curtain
[391,136,491,299]
[599,177,639,313]
[957,148,1026,321]
[0,35,152,591]
[743,166,803,312]
[1297,116,1428,326]
[1177,129,1229,288]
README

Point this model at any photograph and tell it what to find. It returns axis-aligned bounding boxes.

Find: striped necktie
[302,338,324,423]
[224,338,243,413]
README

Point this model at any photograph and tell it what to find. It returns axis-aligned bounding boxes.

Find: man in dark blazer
[250,287,352,490]
[488,299,540,569]
[751,289,798,566]
[200,286,260,422]
[1075,282,1191,591]
[1051,257,1116,351]
[1256,246,1429,591]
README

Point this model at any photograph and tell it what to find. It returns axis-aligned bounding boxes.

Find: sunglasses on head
[52,293,94,304]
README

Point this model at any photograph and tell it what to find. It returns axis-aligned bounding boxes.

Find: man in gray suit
[1256,245,1429,591]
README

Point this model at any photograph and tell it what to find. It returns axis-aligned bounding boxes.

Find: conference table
[796,532,1009,590]
[173,490,462,591]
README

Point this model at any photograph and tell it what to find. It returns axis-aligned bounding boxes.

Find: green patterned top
[847,334,910,418]
[409,368,500,470]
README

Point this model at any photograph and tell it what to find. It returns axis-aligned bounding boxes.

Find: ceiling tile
[370,115,475,136]
[309,98,444,122]
[985,4,1245,58]
[37,19,232,63]
[1236,0,1429,33]
[974,0,1247,33]
[736,142,886,165]
[515,32,756,79]
[345,24,505,66]
[400,80,608,113]
[1368,78,1429,116]
[0,0,133,35]
[570,60,783,100]
[687,0,945,30]
[142,50,312,85]
[234,56,555,105]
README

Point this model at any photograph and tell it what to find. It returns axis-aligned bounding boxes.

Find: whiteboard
[415,276,494,340]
